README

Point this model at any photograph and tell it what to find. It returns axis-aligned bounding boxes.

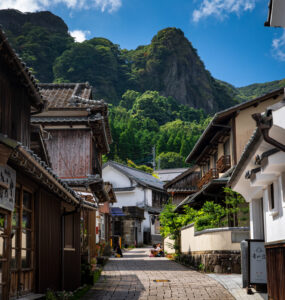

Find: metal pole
[152,146,156,170]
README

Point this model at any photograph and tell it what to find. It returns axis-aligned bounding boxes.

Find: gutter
[252,113,285,152]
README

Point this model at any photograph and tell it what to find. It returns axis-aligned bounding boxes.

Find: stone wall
[176,250,241,273]
[176,224,249,273]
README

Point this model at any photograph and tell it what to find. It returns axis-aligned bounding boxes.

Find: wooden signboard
[0,165,16,211]
[248,240,267,285]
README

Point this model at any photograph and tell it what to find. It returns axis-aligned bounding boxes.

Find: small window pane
[21,250,32,268]
[64,214,74,248]
[0,214,6,231]
[0,237,4,256]
[23,192,32,210]
[21,230,31,249]
[22,211,31,229]
[15,189,20,206]
[12,209,19,228]
[10,249,17,269]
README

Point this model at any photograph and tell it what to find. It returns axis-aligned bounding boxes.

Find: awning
[110,207,125,217]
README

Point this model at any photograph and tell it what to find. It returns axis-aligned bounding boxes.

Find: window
[64,214,74,249]
[270,183,275,210]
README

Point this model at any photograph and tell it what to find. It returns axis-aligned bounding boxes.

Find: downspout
[252,113,285,152]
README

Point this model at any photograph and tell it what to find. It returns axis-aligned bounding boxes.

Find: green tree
[157,152,184,169]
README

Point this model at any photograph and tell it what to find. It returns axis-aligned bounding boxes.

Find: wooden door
[10,187,34,297]
[0,209,11,300]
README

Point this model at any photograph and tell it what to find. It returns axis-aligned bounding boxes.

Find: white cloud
[0,0,122,13]
[69,30,90,42]
[192,0,256,22]
[272,30,285,62]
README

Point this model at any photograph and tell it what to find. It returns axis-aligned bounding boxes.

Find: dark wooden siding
[168,172,200,190]
[35,189,62,292]
[45,130,92,178]
[63,210,81,291]
[266,243,285,300]
[0,52,31,147]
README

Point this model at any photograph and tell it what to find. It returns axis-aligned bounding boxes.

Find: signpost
[0,165,16,211]
[248,239,267,285]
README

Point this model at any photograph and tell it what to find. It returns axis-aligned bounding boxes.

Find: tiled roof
[103,161,165,191]
[186,88,284,163]
[38,83,107,110]
[31,115,102,123]
[0,28,44,110]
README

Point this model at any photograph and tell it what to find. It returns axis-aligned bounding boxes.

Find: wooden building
[175,89,283,213]
[0,28,85,298]
[31,82,114,261]
[164,166,200,206]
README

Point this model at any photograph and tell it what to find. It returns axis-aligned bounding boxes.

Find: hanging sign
[249,240,267,284]
[0,165,16,211]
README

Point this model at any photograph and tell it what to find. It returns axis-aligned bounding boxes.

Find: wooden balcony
[216,155,231,174]
[197,168,219,190]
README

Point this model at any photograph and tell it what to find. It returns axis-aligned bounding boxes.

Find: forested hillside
[1,9,284,168]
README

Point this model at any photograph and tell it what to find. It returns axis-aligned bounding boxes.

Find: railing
[216,155,231,174]
[197,168,219,190]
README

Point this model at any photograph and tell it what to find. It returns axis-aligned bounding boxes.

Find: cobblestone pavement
[83,248,234,300]
[207,274,267,300]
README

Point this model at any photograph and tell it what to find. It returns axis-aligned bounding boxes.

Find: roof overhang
[265,0,285,27]
[0,29,44,111]
[186,88,284,164]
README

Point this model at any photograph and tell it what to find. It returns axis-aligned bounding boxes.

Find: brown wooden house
[175,89,283,214]
[31,82,114,262]
[164,166,200,206]
[0,28,85,298]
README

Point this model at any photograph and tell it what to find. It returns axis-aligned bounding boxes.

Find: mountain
[0,9,284,112]
[0,9,236,112]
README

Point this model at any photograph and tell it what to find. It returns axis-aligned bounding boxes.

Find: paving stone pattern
[207,274,268,300]
[83,248,235,300]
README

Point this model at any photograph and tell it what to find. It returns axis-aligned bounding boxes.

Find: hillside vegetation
[1,9,284,168]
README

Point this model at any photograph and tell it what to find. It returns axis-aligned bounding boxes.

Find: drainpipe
[252,113,285,152]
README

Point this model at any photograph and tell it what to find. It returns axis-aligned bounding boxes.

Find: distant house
[164,166,200,206]
[176,88,284,213]
[155,168,188,183]
[103,161,168,246]
[229,98,285,300]
[31,82,115,261]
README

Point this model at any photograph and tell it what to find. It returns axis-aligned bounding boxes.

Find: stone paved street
[83,248,235,300]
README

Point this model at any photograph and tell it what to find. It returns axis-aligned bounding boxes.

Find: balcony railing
[197,168,219,190]
[216,155,231,174]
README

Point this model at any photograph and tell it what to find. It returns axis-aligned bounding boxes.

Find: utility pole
[158,158,161,170]
[152,146,156,170]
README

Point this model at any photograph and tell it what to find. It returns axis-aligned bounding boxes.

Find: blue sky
[2,0,285,87]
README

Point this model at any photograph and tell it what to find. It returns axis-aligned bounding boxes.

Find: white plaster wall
[146,189,152,206]
[142,211,151,233]
[113,188,145,207]
[263,173,285,243]
[250,199,264,239]
[164,236,175,254]
[181,225,242,253]
[103,165,131,188]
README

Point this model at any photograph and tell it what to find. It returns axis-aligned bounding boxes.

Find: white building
[229,98,285,299]
[103,161,168,246]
